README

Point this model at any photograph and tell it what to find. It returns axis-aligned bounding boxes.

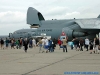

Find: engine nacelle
[62,27,87,38]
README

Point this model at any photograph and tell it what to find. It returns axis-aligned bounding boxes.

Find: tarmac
[0,45,100,75]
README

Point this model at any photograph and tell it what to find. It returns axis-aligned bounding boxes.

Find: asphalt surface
[0,45,100,75]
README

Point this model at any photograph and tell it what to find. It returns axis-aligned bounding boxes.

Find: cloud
[0,11,26,24]
[76,4,100,18]
[43,6,72,19]
[45,6,71,16]
[0,11,28,35]
[47,11,80,19]
[0,23,29,35]
[63,12,80,19]
[65,11,80,16]
[0,0,100,35]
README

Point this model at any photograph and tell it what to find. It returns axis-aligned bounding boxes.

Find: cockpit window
[13,31,27,34]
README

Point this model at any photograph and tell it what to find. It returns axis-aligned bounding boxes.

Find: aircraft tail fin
[27,7,45,28]
[97,15,100,18]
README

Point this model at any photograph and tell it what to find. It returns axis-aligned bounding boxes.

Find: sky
[0,0,100,35]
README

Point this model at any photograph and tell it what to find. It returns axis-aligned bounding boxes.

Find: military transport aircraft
[26,7,100,40]
[9,28,51,39]
[9,28,37,39]
[0,28,39,40]
[1,7,100,40]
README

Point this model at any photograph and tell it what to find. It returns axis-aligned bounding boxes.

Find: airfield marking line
[0,48,35,57]
[0,51,39,63]
[0,52,24,56]
[21,51,86,75]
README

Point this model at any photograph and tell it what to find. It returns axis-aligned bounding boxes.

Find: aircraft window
[46,29,48,31]
[48,29,49,31]
[17,32,20,34]
[38,30,41,32]
[23,32,26,34]
[20,32,22,34]
[50,29,52,31]
[31,31,35,32]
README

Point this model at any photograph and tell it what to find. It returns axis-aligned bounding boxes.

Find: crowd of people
[0,38,33,52]
[0,37,58,53]
[65,37,100,54]
[0,37,100,54]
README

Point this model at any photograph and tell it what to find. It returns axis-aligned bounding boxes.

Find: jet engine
[62,27,87,38]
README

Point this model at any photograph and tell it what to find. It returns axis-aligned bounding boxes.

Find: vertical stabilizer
[27,7,45,28]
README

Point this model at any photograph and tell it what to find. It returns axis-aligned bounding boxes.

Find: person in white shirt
[41,38,45,53]
[42,38,45,48]
[44,37,49,53]
[32,38,36,48]
[85,37,89,51]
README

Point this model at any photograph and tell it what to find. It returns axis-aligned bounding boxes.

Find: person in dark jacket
[23,38,28,52]
[76,38,80,51]
[52,38,57,52]
[79,38,84,51]
[0,38,4,49]
[94,38,99,54]
[48,38,53,52]
[89,40,93,54]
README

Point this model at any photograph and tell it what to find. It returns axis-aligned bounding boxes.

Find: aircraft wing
[75,18,100,29]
